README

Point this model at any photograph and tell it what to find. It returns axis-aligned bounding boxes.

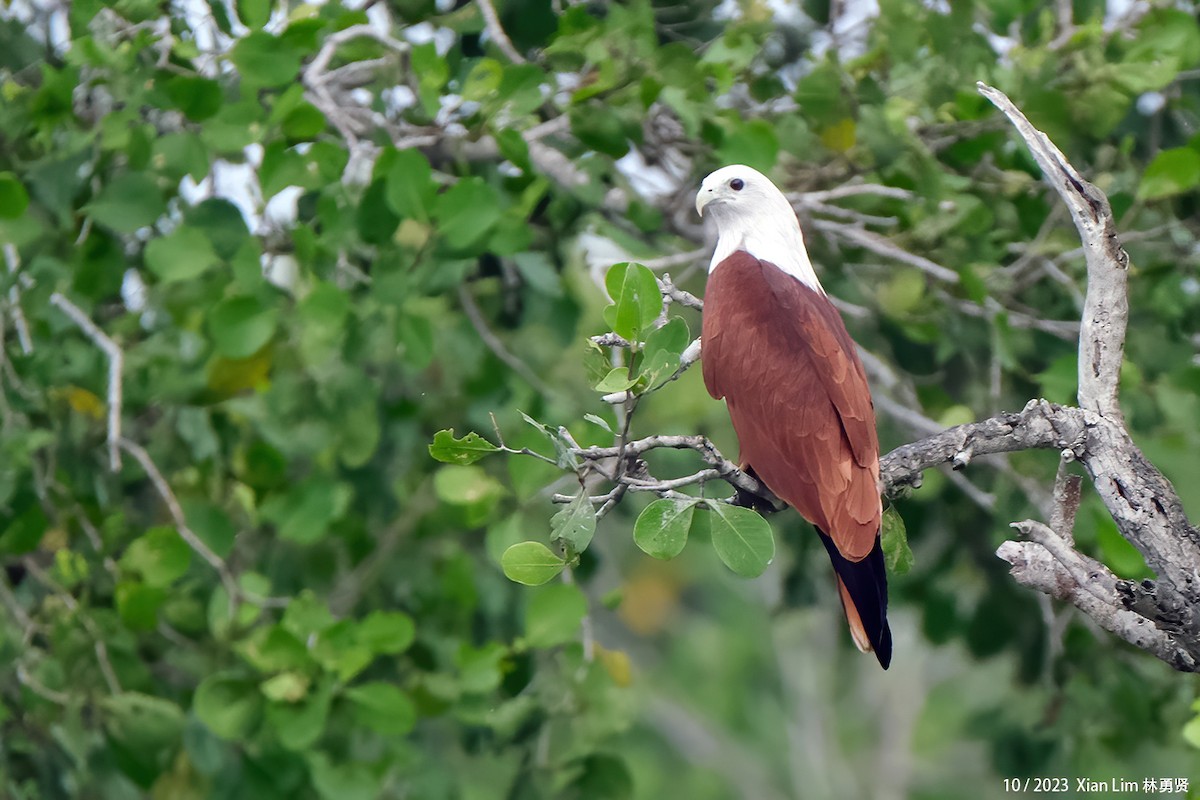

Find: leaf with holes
[428,429,500,465]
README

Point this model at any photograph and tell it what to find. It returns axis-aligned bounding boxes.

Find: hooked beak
[696,187,714,217]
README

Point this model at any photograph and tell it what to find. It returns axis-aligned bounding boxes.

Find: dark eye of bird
[730,178,744,191]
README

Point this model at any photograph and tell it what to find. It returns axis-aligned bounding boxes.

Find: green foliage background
[1,0,1200,797]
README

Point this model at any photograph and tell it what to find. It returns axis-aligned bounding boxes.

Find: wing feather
[702,252,881,561]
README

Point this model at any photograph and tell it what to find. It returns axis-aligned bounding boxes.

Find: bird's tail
[816,528,892,669]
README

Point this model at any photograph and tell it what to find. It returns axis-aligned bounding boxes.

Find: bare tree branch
[974,82,1199,668]
[996,538,1195,670]
[977,82,1129,420]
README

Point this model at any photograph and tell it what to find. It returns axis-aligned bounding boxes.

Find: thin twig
[50,293,122,471]
[794,183,914,203]
[16,665,71,705]
[458,284,557,398]
[118,437,289,610]
[642,248,707,271]
[658,274,703,309]
[477,0,526,63]
[4,244,32,355]
[811,219,960,284]
[119,438,238,595]
[22,558,122,695]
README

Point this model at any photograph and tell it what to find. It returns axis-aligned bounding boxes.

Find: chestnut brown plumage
[697,166,892,668]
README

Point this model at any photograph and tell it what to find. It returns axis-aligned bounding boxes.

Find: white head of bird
[696,165,820,291]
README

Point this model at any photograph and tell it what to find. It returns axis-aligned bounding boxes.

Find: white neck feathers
[709,213,821,291]
[698,165,823,292]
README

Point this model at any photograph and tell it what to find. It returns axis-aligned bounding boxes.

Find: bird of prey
[697,165,892,668]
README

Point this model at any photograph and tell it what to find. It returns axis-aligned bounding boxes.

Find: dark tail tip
[817,528,893,670]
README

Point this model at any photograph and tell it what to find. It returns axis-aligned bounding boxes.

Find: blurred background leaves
[0,0,1199,798]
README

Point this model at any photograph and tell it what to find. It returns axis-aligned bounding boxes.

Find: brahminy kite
[696,165,892,669]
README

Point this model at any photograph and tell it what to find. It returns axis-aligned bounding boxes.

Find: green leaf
[639,317,690,385]
[164,75,224,122]
[265,679,331,750]
[144,227,220,283]
[281,102,326,141]
[497,63,545,115]
[456,642,506,693]
[0,173,30,218]
[570,104,631,157]
[433,177,503,255]
[462,58,504,101]
[236,0,271,28]
[593,367,636,393]
[1183,714,1200,750]
[512,251,562,297]
[603,262,661,342]
[717,117,780,171]
[518,411,579,469]
[633,498,697,560]
[193,673,263,740]
[707,503,775,577]
[337,392,380,469]
[237,625,310,673]
[186,198,251,259]
[1138,147,1200,200]
[259,144,313,198]
[550,492,596,554]
[524,583,587,648]
[208,582,265,639]
[297,281,349,366]
[153,132,211,182]
[230,32,302,88]
[343,682,417,735]
[86,172,165,233]
[433,465,506,506]
[501,541,566,585]
[0,500,47,555]
[1126,9,1200,75]
[282,591,335,640]
[881,505,913,574]
[208,296,279,359]
[116,581,167,630]
[357,610,416,655]
[260,672,310,703]
[308,752,382,800]
[179,499,235,558]
[120,526,191,588]
[260,477,351,544]
[102,692,185,766]
[428,429,501,465]
[570,754,635,800]
[583,413,613,433]
[877,269,926,318]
